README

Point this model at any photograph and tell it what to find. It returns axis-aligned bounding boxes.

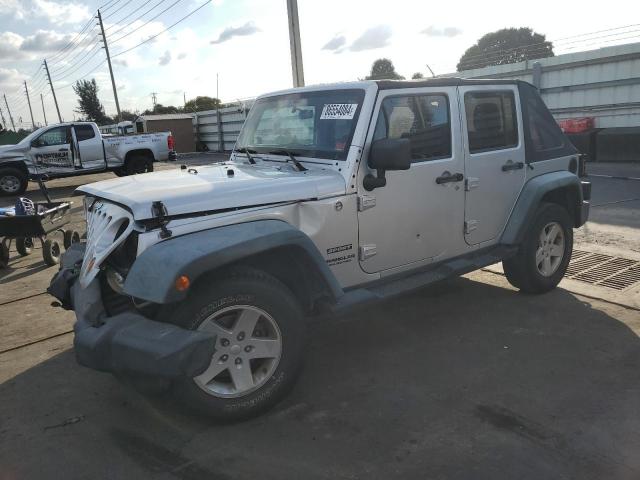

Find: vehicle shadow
[1,275,639,480]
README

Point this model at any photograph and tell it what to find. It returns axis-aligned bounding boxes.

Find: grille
[566,250,640,290]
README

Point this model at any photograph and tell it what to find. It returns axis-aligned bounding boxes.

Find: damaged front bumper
[48,244,215,378]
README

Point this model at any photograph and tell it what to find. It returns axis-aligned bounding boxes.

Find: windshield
[236,89,365,161]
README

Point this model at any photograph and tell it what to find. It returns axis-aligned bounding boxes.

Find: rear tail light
[168,134,175,151]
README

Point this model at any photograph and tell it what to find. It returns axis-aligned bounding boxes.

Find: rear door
[29,125,75,175]
[73,124,105,170]
[459,86,526,245]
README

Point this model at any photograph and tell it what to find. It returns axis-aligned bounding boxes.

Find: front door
[459,86,526,245]
[29,125,75,176]
[357,87,466,273]
[73,124,105,170]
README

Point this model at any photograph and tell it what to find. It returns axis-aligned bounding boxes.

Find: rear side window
[373,94,451,162]
[465,91,518,153]
[75,125,95,142]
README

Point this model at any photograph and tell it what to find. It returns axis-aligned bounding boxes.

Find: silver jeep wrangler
[50,79,590,421]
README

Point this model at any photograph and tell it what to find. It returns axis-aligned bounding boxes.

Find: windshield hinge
[151,201,172,239]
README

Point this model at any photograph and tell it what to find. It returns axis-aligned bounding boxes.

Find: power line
[52,43,103,80]
[107,0,167,36]
[103,0,139,20]
[106,0,159,30]
[47,25,99,68]
[110,0,184,44]
[112,0,213,57]
[102,0,125,13]
[47,17,95,63]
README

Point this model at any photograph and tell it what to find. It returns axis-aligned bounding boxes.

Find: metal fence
[193,100,255,152]
[443,42,640,128]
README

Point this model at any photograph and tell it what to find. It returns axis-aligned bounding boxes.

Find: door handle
[501,161,524,172]
[436,172,464,184]
[58,148,69,152]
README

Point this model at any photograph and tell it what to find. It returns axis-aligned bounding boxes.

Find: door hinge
[358,195,376,212]
[465,177,479,191]
[464,220,478,234]
[359,244,377,260]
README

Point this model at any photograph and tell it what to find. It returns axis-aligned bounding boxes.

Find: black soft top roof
[376,78,530,89]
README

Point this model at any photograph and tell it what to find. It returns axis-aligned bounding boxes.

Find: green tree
[412,72,424,79]
[365,58,405,80]
[184,96,221,112]
[457,27,553,71]
[72,79,109,124]
[142,104,181,115]
[120,110,138,121]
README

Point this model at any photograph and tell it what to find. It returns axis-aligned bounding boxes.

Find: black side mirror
[363,138,411,191]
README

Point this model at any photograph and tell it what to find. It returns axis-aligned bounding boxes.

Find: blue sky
[1,0,639,128]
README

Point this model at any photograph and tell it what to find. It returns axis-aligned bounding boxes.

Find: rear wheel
[0,167,28,196]
[170,267,307,421]
[16,237,34,256]
[42,239,61,266]
[125,155,153,175]
[503,203,573,294]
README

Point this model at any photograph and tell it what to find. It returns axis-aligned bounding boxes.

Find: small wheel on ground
[0,242,9,269]
[63,229,81,249]
[503,202,573,294]
[42,239,61,266]
[169,267,307,421]
[126,155,153,175]
[0,167,28,197]
[16,237,34,256]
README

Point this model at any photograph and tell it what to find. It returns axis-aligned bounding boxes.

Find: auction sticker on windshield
[320,104,358,120]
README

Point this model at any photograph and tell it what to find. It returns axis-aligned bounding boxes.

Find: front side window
[373,94,451,162]
[236,89,365,160]
[35,126,70,147]
[75,125,95,141]
[465,91,518,153]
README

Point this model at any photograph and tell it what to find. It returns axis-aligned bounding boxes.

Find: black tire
[113,167,127,177]
[503,203,573,294]
[0,242,9,269]
[16,237,33,256]
[42,239,61,266]
[169,267,307,421]
[125,155,153,175]
[63,230,81,249]
[0,167,28,197]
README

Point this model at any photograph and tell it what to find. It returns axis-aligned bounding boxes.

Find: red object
[167,134,175,151]
[557,117,595,134]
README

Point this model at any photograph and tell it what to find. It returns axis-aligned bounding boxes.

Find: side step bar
[331,246,516,314]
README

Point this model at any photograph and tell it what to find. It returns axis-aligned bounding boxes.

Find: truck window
[465,91,518,153]
[373,94,451,162]
[35,126,70,147]
[75,125,96,141]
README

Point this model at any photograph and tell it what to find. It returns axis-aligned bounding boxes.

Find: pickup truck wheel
[503,203,573,294]
[0,167,27,196]
[170,267,307,421]
[126,155,152,175]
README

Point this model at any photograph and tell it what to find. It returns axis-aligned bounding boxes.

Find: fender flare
[501,171,583,245]
[122,219,344,304]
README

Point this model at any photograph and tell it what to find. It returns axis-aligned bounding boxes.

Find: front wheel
[170,267,307,421]
[0,167,28,197]
[503,203,573,294]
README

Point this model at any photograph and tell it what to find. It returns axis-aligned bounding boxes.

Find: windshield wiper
[268,149,307,172]
[235,147,257,164]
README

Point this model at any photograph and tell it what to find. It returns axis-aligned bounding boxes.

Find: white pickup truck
[0,121,176,196]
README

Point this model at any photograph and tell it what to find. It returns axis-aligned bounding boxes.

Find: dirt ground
[1,159,639,479]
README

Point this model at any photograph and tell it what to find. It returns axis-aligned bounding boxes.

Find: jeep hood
[78,162,346,220]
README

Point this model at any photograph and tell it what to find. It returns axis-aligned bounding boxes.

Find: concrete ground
[0,160,639,479]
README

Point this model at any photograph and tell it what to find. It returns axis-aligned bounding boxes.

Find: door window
[465,91,518,153]
[75,125,95,141]
[373,94,451,162]
[35,126,70,147]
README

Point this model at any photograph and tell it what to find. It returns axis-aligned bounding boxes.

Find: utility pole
[286,0,305,87]
[40,94,48,126]
[43,59,62,123]
[216,73,219,100]
[426,64,436,78]
[24,81,36,130]
[97,9,122,122]
[3,94,15,131]
[0,105,7,130]
[150,92,157,108]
